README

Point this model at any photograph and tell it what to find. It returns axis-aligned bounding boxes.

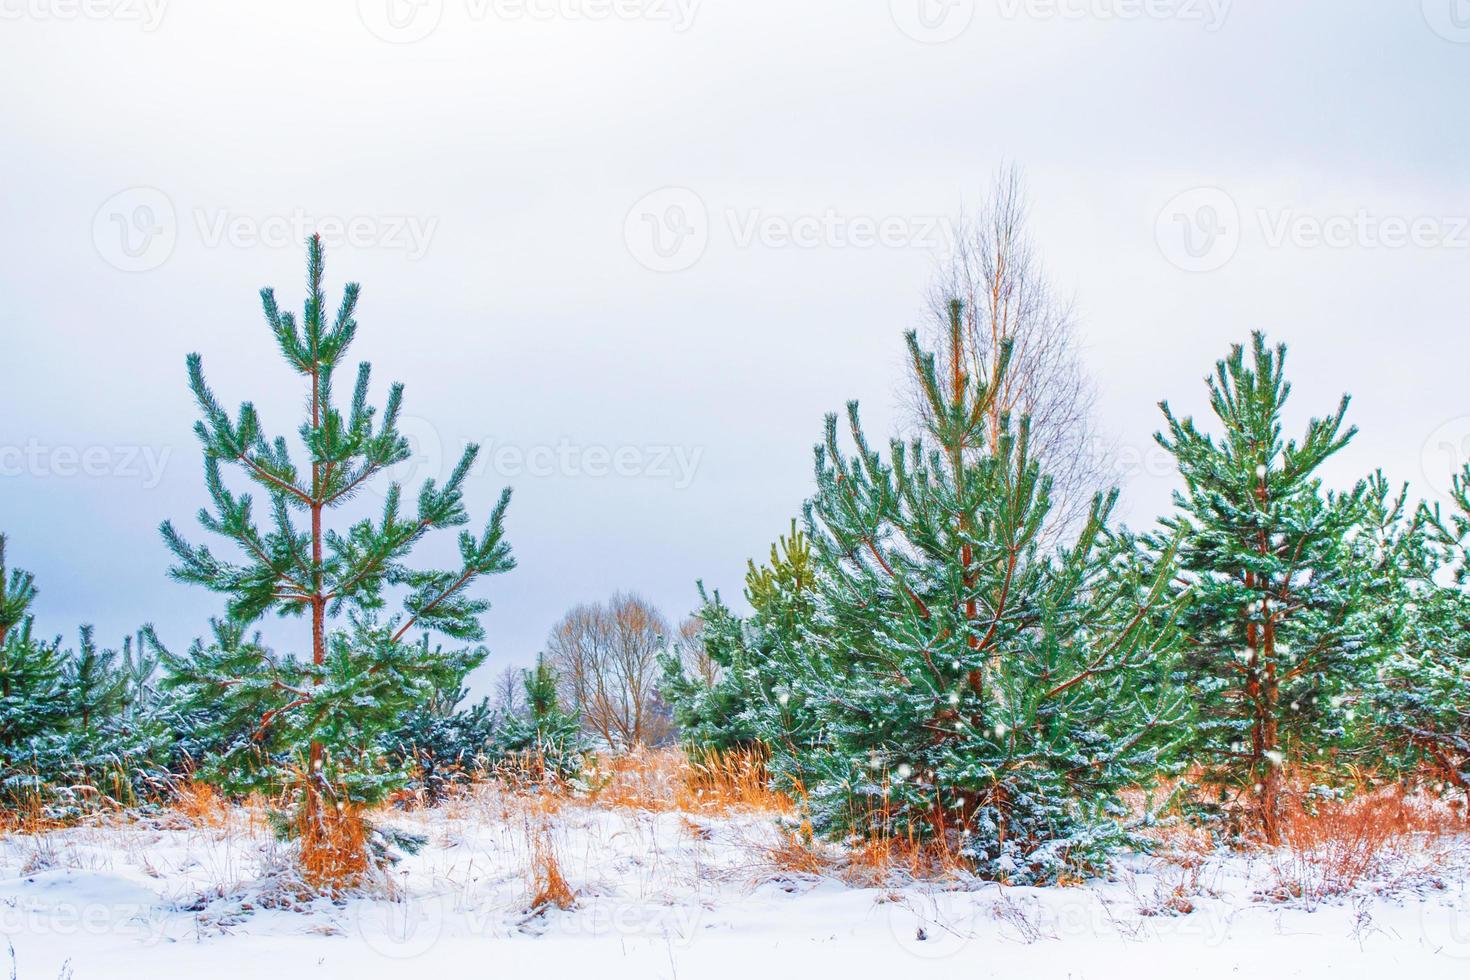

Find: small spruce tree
[159,237,514,881]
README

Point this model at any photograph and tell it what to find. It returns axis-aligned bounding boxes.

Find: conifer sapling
[159,237,514,882]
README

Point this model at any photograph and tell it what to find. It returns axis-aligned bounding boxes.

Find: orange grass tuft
[297,802,371,890]
[526,828,577,911]
[173,779,230,828]
[581,746,794,816]
[1263,782,1462,906]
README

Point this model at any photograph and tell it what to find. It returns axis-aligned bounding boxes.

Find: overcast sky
[2,1,1468,689]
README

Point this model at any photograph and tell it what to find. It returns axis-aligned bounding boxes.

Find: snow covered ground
[1,788,1468,979]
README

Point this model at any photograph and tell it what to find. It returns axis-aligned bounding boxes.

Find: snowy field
[1,787,1468,980]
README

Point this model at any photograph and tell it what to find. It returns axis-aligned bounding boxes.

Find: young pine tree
[0,536,68,761]
[119,627,163,722]
[0,536,34,655]
[61,626,131,734]
[385,661,497,807]
[1155,333,1397,841]
[1369,465,1470,795]
[492,654,585,779]
[763,302,1183,883]
[159,237,515,881]
[659,521,816,755]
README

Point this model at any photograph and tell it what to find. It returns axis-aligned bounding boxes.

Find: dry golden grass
[765,828,835,876]
[581,746,794,816]
[297,802,371,889]
[526,825,577,911]
[1262,783,1465,905]
[172,779,230,828]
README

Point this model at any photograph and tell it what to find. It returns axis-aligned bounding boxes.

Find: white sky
[2,0,1468,688]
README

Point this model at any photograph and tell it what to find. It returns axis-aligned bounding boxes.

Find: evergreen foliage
[659,521,816,754]
[1154,333,1403,840]
[1368,466,1470,792]
[62,625,131,733]
[748,302,1185,883]
[385,658,499,806]
[157,237,514,874]
[0,625,65,748]
[0,543,176,814]
[491,654,586,779]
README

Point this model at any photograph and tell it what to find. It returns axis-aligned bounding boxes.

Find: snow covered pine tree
[1155,333,1401,841]
[0,536,67,770]
[659,521,817,756]
[765,301,1184,884]
[1370,460,1470,795]
[160,237,514,884]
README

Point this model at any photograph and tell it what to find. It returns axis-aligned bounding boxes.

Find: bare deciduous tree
[671,615,719,687]
[544,592,673,749]
[492,663,526,718]
[913,165,1111,542]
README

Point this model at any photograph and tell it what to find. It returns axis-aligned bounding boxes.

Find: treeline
[0,222,1464,892]
[0,556,585,820]
[659,323,1470,883]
